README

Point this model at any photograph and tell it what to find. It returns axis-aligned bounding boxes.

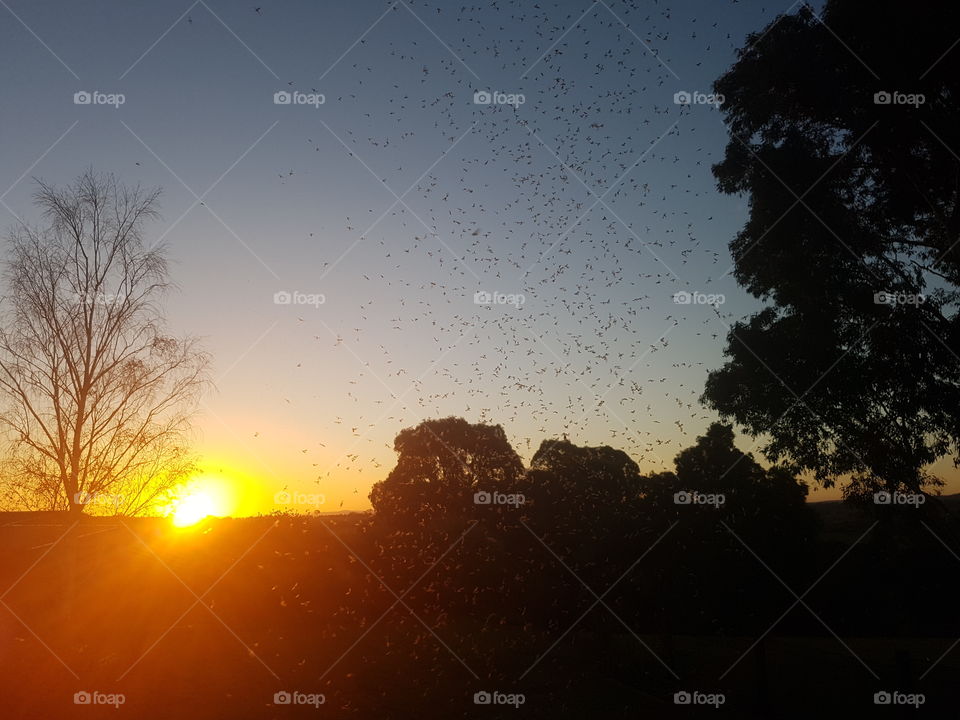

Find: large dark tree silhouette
[511,439,666,656]
[369,417,524,524]
[703,2,960,495]
[365,417,526,664]
[523,439,645,535]
[672,423,816,547]
[641,423,817,634]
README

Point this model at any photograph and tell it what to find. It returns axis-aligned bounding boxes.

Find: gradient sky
[6,0,947,514]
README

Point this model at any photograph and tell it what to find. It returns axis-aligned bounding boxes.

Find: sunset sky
[5,0,948,515]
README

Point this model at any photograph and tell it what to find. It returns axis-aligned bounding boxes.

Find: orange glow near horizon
[167,474,238,526]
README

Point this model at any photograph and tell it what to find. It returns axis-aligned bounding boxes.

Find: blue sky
[3,0,911,514]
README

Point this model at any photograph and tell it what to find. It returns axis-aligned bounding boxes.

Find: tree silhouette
[516,439,657,643]
[522,439,646,540]
[672,423,815,543]
[369,417,523,524]
[703,2,960,495]
[0,171,210,515]
[639,423,817,633]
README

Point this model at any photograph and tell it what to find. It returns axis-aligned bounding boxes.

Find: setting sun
[168,474,237,527]
[172,491,216,527]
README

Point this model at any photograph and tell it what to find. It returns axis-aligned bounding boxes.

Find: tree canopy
[369,416,524,523]
[703,1,960,494]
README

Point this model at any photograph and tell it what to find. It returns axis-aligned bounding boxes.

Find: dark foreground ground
[0,503,958,719]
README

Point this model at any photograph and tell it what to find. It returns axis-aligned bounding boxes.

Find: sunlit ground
[166,474,238,527]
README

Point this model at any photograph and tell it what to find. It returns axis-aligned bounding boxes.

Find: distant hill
[807,493,960,541]
[2,497,956,532]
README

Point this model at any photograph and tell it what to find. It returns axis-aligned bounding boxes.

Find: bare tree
[0,170,210,515]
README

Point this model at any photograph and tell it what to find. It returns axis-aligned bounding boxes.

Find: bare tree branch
[0,170,211,516]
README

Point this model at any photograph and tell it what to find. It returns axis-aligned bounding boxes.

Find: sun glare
[168,474,236,527]
[172,491,216,527]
